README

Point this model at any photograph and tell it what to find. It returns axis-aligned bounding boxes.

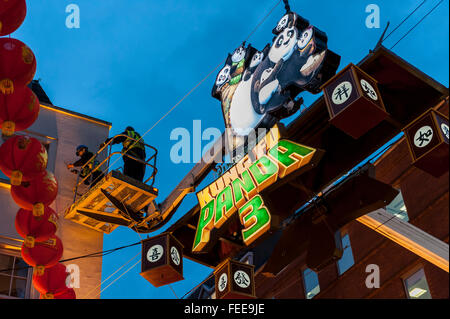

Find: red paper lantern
[0,37,36,94]
[0,135,47,185]
[33,263,69,295]
[0,86,40,136]
[11,170,58,217]
[21,235,63,276]
[40,287,76,299]
[0,0,27,36]
[15,207,58,248]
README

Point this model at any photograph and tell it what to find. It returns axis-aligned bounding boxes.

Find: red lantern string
[10,170,58,217]
[0,135,48,185]
[0,0,27,36]
[21,235,64,276]
[32,263,70,295]
[15,207,58,248]
[0,86,40,136]
[0,37,36,95]
[0,1,75,299]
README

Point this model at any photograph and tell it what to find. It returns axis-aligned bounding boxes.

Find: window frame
[337,231,355,276]
[0,248,33,299]
[301,267,321,299]
[385,188,409,222]
[401,264,432,299]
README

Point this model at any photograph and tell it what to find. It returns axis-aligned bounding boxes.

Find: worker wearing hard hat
[100,126,146,182]
[67,145,104,186]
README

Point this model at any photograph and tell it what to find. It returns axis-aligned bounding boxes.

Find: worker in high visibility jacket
[101,126,146,182]
[67,145,104,186]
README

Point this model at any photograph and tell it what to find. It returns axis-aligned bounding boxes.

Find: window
[302,268,320,299]
[386,190,409,221]
[240,252,254,265]
[0,253,32,299]
[403,268,432,299]
[337,233,354,275]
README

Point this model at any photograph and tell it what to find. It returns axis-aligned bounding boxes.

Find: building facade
[255,100,449,299]
[0,82,110,299]
[180,47,449,300]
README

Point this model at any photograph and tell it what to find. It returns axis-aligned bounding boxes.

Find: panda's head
[215,65,231,87]
[297,26,314,51]
[231,46,246,63]
[260,67,274,84]
[250,51,264,69]
[275,14,290,33]
[268,26,298,63]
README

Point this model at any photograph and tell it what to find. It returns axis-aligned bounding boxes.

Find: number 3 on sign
[239,195,271,246]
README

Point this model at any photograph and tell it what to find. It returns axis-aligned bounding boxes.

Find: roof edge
[39,102,112,129]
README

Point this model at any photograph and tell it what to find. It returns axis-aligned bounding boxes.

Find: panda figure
[211,11,341,156]
[212,44,258,136]
[251,12,339,116]
[251,23,300,115]
[228,46,267,136]
[272,12,309,35]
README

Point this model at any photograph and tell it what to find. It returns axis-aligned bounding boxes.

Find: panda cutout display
[212,44,257,137]
[212,11,341,159]
[229,46,268,136]
[275,14,290,33]
[215,65,231,88]
[231,46,246,64]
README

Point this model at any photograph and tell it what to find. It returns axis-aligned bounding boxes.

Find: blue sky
[13,0,449,299]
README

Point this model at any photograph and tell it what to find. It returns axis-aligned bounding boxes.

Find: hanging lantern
[322,63,388,139]
[403,108,449,177]
[32,263,69,295]
[40,287,76,299]
[214,258,256,299]
[140,233,184,288]
[15,207,58,248]
[11,170,58,217]
[0,86,40,136]
[21,235,63,276]
[0,37,36,94]
[0,0,27,36]
[0,135,47,185]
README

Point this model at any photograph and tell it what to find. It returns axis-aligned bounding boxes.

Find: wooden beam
[357,208,449,273]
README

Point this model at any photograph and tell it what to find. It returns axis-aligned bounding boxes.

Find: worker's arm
[69,152,93,168]
[103,133,127,146]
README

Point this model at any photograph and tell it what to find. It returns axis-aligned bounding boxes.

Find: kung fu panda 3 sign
[212,11,341,160]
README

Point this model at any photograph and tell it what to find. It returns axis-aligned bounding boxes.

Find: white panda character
[231,45,246,64]
[228,54,266,136]
[275,14,290,33]
[297,26,314,51]
[249,50,265,69]
[258,67,279,105]
[215,65,231,88]
[268,26,298,64]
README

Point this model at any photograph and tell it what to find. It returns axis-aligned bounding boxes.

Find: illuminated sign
[193,11,337,253]
[193,134,318,252]
[212,11,340,156]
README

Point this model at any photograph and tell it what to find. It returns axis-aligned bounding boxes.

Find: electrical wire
[0,240,141,274]
[95,0,449,298]
[93,258,142,298]
[180,136,403,299]
[390,0,445,49]
[87,0,285,188]
[381,0,428,43]
[30,0,286,299]
[82,251,141,299]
